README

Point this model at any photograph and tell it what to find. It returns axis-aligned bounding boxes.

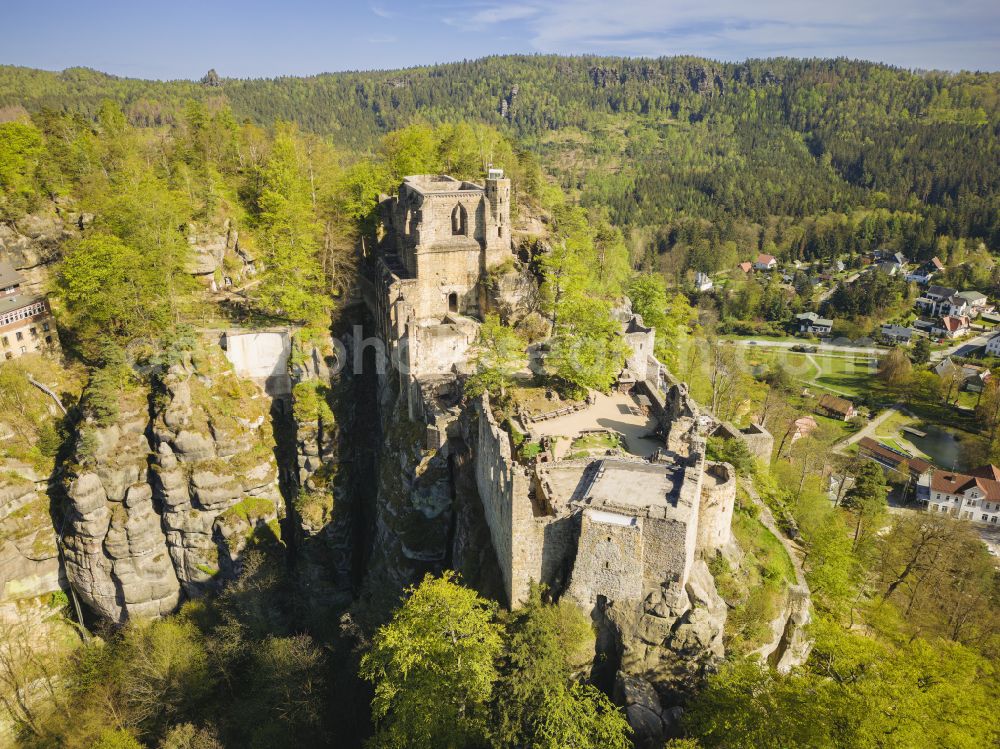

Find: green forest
[0,55,998,749]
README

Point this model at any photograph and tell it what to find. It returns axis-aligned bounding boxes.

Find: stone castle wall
[470,394,578,605]
[567,510,644,603]
[698,462,736,552]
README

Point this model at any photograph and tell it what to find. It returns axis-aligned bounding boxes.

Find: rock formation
[60,344,283,622]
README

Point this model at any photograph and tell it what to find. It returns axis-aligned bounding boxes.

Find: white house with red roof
[922,465,1000,524]
[931,315,971,339]
[754,253,777,271]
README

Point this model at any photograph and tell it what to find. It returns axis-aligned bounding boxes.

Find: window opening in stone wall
[451,204,467,235]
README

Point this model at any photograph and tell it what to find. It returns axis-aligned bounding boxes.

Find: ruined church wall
[472,395,529,604]
[641,515,692,599]
[413,244,483,319]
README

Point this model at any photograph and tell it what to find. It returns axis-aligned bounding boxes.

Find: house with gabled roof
[0,257,60,361]
[922,464,1000,524]
[816,394,856,421]
[754,253,777,271]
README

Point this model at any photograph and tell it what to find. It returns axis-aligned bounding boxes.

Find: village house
[816,393,856,421]
[931,315,970,339]
[916,286,989,320]
[880,324,915,344]
[920,465,1000,525]
[906,257,944,284]
[794,311,833,336]
[876,261,901,277]
[947,290,989,318]
[915,285,958,316]
[857,437,931,483]
[694,271,713,292]
[934,358,991,392]
[985,330,1000,357]
[738,261,753,274]
[0,258,59,361]
[753,253,777,271]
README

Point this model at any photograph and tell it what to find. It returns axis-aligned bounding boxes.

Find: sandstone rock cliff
[60,344,283,622]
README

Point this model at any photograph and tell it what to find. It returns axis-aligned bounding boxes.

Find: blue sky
[3,0,998,79]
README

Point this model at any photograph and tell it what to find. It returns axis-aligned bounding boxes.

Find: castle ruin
[367,172,758,629]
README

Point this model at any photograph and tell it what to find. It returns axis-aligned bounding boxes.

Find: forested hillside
[2,56,997,282]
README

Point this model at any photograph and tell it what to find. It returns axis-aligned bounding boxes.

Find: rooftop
[579,459,683,513]
[403,174,483,195]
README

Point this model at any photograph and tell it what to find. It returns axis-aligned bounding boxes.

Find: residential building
[935,358,991,392]
[857,437,931,482]
[816,394,856,421]
[694,271,713,292]
[794,312,833,336]
[0,258,59,361]
[754,253,777,271]
[921,465,1000,524]
[738,261,753,274]
[916,285,958,316]
[948,290,989,318]
[931,315,970,339]
[906,256,944,284]
[880,324,914,344]
[985,331,1000,357]
[876,261,900,276]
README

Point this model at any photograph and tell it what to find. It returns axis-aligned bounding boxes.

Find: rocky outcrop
[600,558,727,701]
[150,349,282,593]
[62,386,181,623]
[0,205,83,294]
[0,466,61,605]
[186,219,256,289]
[487,262,540,326]
[60,345,284,623]
[614,673,683,749]
[289,331,356,611]
[1,361,83,611]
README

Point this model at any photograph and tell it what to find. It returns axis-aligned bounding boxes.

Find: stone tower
[484,167,511,267]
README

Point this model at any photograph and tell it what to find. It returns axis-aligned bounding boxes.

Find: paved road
[833,404,905,453]
[930,332,991,361]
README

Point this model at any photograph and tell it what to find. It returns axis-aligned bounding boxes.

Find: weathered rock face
[288,333,356,611]
[597,557,727,698]
[0,466,61,605]
[487,263,540,326]
[186,219,256,289]
[0,206,82,294]
[758,583,813,673]
[149,350,282,594]
[0,360,84,611]
[62,387,181,623]
[60,345,284,622]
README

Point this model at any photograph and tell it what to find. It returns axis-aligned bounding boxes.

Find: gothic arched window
[451,204,468,236]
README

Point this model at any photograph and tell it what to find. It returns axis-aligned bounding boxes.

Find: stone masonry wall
[697,462,736,552]
[567,510,644,604]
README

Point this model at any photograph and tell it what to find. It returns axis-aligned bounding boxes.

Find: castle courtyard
[524,391,663,458]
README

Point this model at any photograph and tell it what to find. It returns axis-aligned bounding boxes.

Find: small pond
[908,425,968,471]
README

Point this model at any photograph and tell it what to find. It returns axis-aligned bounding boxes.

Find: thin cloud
[445,4,539,30]
[440,0,1000,71]
[370,4,394,18]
